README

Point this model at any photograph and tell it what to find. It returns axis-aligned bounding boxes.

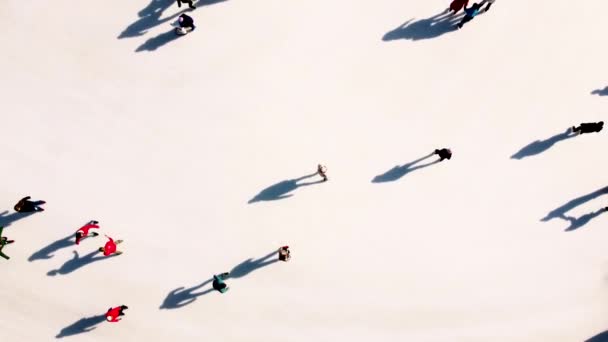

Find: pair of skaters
[1,196,46,260]
[75,221,124,256]
[448,0,496,29]
[213,246,292,293]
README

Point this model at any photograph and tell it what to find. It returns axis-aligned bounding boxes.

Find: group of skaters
[448,0,496,29]
[173,0,197,35]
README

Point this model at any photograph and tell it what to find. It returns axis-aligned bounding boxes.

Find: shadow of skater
[541,186,608,222]
[563,208,607,232]
[383,11,464,41]
[591,87,608,96]
[0,210,35,227]
[47,250,118,276]
[511,128,575,160]
[136,30,182,52]
[372,153,439,183]
[249,173,324,203]
[229,251,278,278]
[56,314,106,338]
[29,234,73,262]
[160,279,214,309]
[587,331,608,342]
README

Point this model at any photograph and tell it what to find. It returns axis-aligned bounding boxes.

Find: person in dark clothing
[317,164,328,182]
[0,226,15,260]
[14,196,45,213]
[278,246,291,262]
[572,121,603,135]
[177,0,196,9]
[481,0,495,12]
[212,273,230,293]
[457,3,482,29]
[179,13,196,30]
[434,148,453,161]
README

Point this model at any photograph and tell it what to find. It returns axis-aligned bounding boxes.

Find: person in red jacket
[75,220,100,245]
[448,0,469,14]
[106,305,128,322]
[98,235,123,256]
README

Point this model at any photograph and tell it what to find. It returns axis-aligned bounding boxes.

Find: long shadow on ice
[383,11,463,41]
[160,278,214,309]
[0,210,36,227]
[372,153,438,183]
[586,330,608,342]
[249,173,324,203]
[56,314,105,338]
[511,128,575,160]
[563,208,607,232]
[136,30,182,51]
[29,234,74,262]
[47,250,118,276]
[228,250,278,279]
[541,186,608,222]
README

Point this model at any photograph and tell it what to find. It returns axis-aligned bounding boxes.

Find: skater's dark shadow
[228,250,278,278]
[248,173,324,203]
[511,129,575,160]
[119,0,227,39]
[372,153,438,183]
[55,314,105,338]
[382,11,464,41]
[47,250,118,276]
[0,210,36,227]
[591,87,608,96]
[29,234,73,262]
[135,30,181,52]
[586,330,608,342]
[541,186,608,222]
[160,278,214,309]
[563,208,607,232]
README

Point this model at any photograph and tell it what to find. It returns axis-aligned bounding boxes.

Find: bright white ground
[2,0,608,341]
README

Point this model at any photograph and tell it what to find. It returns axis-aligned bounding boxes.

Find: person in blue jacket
[457,3,482,29]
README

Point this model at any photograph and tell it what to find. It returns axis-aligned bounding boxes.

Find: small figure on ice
[75,220,100,245]
[106,305,128,322]
[434,148,453,161]
[14,196,46,213]
[99,235,123,256]
[278,246,291,262]
[317,164,328,182]
[0,226,15,260]
[571,121,603,135]
[176,0,196,9]
[212,273,230,293]
[175,13,196,36]
[457,3,482,29]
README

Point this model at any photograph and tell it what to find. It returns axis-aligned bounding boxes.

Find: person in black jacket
[572,121,603,135]
[177,0,196,9]
[14,196,45,213]
[434,148,453,161]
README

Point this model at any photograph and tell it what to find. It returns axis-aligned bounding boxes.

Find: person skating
[434,148,453,161]
[179,13,196,30]
[571,121,604,135]
[177,0,196,9]
[212,273,230,293]
[448,0,469,14]
[317,164,328,182]
[99,235,123,256]
[278,246,291,262]
[105,305,128,322]
[0,226,15,260]
[75,220,100,245]
[457,3,482,29]
[14,196,45,213]
[480,0,495,12]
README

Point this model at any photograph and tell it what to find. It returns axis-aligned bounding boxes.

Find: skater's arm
[0,249,9,260]
[0,226,4,238]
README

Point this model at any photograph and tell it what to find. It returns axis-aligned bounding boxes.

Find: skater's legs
[458,15,473,28]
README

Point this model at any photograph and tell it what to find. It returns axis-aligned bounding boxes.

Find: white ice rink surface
[2,0,608,341]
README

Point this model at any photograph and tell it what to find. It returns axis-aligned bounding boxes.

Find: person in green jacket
[212,273,230,293]
[0,227,15,260]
